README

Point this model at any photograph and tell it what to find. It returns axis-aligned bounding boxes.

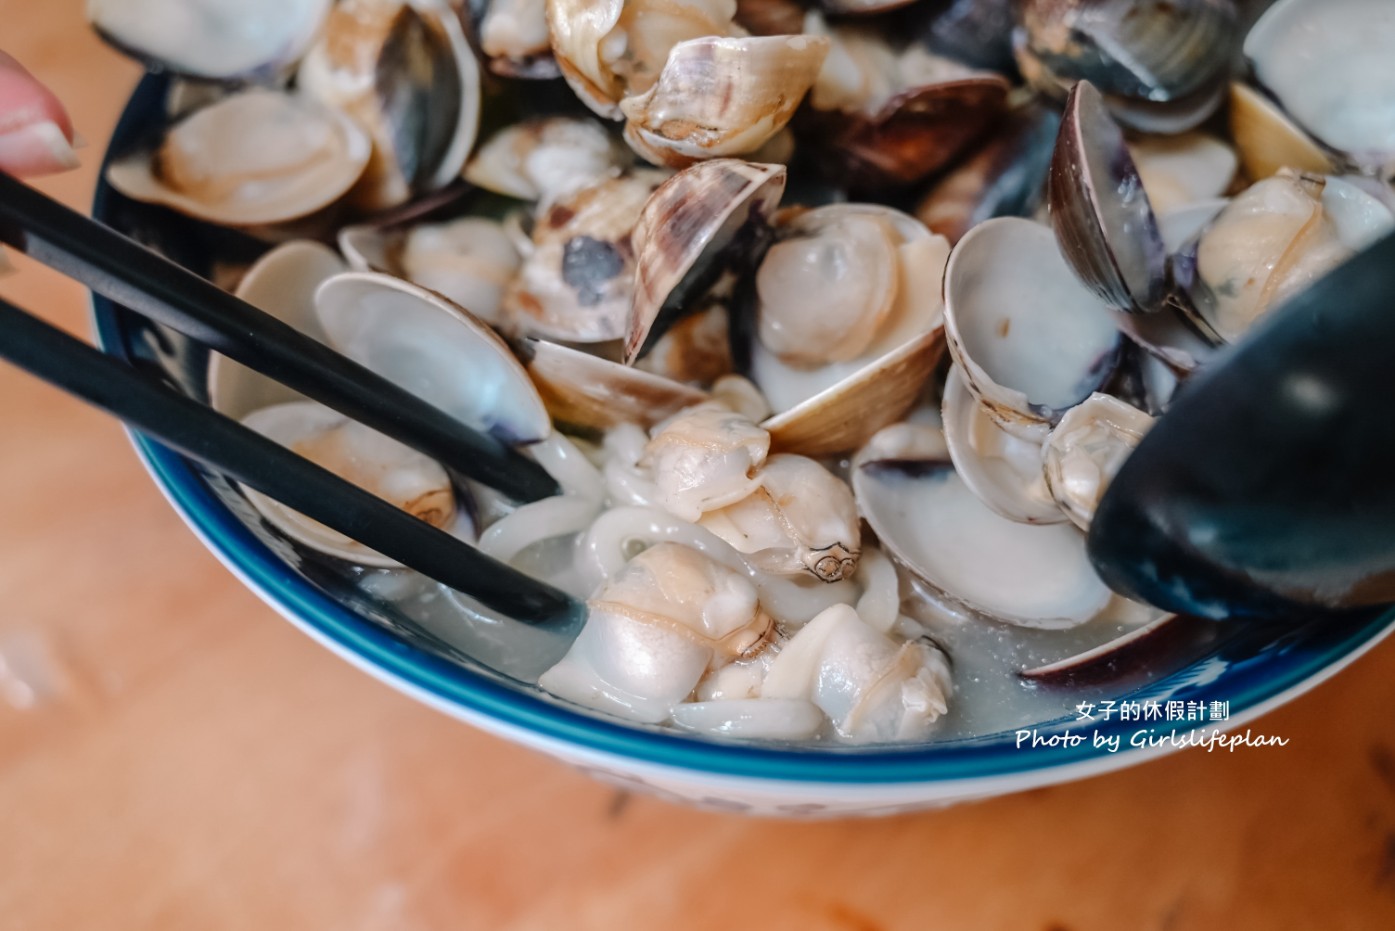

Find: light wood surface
[3,4,1395,928]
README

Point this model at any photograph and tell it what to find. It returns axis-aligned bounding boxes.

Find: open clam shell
[619,35,829,169]
[504,169,669,344]
[941,365,1064,525]
[1185,173,1395,344]
[240,401,459,568]
[298,0,481,212]
[315,272,553,445]
[943,217,1121,439]
[852,423,1113,629]
[1049,81,1167,315]
[803,20,1011,192]
[339,215,521,327]
[209,241,349,418]
[518,338,708,433]
[628,159,785,365]
[463,116,633,206]
[748,204,951,457]
[1227,82,1337,182]
[1245,0,1395,175]
[88,0,332,81]
[914,102,1060,245]
[1017,0,1236,108]
[105,89,372,228]
[1042,392,1154,531]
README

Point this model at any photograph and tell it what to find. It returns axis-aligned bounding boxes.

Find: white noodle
[528,432,606,501]
[854,545,900,633]
[479,494,602,564]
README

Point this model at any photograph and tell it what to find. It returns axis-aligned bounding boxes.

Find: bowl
[90,75,1395,817]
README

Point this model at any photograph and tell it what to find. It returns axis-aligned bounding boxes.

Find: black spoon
[1088,230,1395,619]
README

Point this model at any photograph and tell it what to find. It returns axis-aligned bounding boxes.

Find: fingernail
[0,120,80,176]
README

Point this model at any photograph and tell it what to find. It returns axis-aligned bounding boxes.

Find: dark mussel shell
[1088,231,1395,618]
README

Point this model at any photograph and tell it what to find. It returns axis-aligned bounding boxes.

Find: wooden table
[3,3,1394,928]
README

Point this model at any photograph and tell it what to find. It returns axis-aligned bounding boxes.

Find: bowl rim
[91,75,1395,786]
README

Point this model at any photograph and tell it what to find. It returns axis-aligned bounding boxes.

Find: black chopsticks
[0,172,560,503]
[0,297,581,627]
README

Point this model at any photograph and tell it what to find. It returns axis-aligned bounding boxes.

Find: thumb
[0,51,79,177]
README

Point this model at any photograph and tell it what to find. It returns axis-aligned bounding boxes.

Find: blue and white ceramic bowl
[91,76,1395,817]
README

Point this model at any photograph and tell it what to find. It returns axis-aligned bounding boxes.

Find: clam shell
[914,102,1059,245]
[1048,81,1167,315]
[339,215,521,326]
[1227,82,1337,181]
[315,272,553,444]
[504,170,668,344]
[1041,392,1154,531]
[520,338,708,432]
[619,35,830,169]
[463,116,633,205]
[239,400,458,568]
[209,242,348,421]
[852,424,1113,629]
[750,204,951,457]
[1018,0,1237,105]
[105,90,371,228]
[1245,0,1395,173]
[808,74,1011,191]
[941,365,1064,525]
[628,159,785,365]
[88,0,332,81]
[942,217,1121,438]
[761,328,947,457]
[298,0,481,212]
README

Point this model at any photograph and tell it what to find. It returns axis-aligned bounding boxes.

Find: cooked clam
[1016,0,1237,132]
[519,338,709,432]
[539,541,773,724]
[240,401,458,567]
[1227,82,1337,182]
[804,14,1010,189]
[1042,393,1154,531]
[463,116,633,206]
[546,0,739,118]
[504,169,669,343]
[762,603,952,743]
[619,35,829,168]
[1186,172,1395,343]
[340,216,522,326]
[699,453,861,582]
[315,272,553,444]
[852,423,1113,629]
[915,103,1060,245]
[629,159,785,364]
[749,203,951,456]
[941,365,1063,525]
[87,0,332,80]
[478,0,558,77]
[1048,81,1167,315]
[1245,0,1395,174]
[209,240,349,418]
[105,89,371,227]
[641,403,770,521]
[298,0,481,211]
[1127,131,1238,215]
[942,217,1121,438]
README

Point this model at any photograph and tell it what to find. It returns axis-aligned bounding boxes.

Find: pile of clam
[94,0,1395,743]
